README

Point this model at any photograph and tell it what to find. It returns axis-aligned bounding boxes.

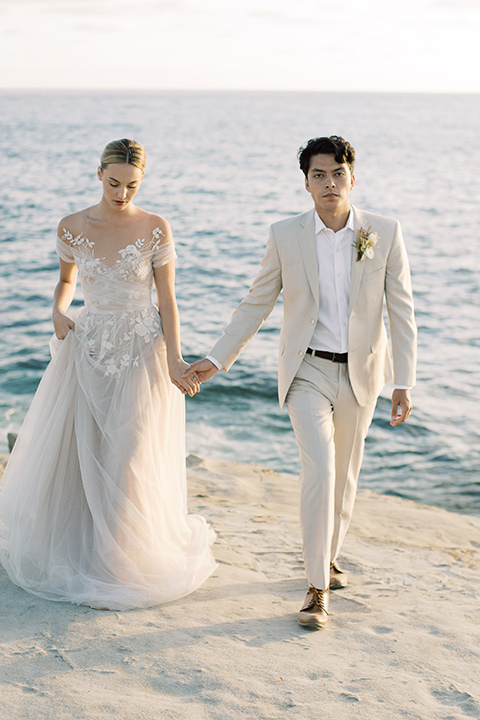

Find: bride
[0,138,216,610]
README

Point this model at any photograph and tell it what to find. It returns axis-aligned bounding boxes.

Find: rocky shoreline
[1,453,480,719]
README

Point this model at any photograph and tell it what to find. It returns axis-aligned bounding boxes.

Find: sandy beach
[1,452,479,720]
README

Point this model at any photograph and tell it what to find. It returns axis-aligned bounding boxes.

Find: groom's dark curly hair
[298,136,356,177]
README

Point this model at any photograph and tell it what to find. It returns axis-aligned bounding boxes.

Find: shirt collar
[315,208,354,235]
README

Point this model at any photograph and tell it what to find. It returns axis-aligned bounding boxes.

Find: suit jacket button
[310,318,316,324]
[298,350,304,356]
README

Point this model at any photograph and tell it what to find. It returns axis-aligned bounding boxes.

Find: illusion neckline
[60,226,163,269]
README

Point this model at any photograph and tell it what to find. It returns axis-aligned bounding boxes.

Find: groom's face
[305,153,355,217]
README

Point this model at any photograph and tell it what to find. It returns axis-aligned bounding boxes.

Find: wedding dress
[0,227,216,610]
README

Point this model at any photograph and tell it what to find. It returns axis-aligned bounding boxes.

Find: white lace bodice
[55,226,177,381]
[56,226,176,312]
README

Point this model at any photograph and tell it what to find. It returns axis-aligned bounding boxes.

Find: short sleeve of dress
[56,235,75,263]
[152,227,177,269]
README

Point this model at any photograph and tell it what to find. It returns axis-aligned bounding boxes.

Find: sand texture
[1,453,480,720]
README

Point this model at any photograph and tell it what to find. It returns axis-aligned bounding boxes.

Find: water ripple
[1,90,479,516]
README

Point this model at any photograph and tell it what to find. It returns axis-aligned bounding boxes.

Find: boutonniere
[355,226,379,262]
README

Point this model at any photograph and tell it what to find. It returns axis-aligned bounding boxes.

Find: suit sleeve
[209,226,283,371]
[385,221,417,387]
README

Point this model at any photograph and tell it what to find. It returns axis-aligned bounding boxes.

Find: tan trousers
[286,354,377,590]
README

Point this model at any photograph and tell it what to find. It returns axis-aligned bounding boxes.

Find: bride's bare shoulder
[136,209,172,240]
[57,208,93,239]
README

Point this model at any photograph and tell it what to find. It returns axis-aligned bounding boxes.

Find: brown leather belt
[306,348,348,363]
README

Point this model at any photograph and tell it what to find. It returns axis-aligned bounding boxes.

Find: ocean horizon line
[1,87,479,97]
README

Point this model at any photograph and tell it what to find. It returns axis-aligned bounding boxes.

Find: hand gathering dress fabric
[0,227,216,610]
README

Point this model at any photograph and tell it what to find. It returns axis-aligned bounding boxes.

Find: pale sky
[0,0,479,92]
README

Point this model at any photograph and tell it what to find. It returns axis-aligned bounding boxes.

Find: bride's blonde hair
[100,138,146,172]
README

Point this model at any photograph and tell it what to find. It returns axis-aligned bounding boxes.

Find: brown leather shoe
[297,586,329,629]
[330,560,348,590]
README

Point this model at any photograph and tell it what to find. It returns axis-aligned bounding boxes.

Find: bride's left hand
[168,359,201,397]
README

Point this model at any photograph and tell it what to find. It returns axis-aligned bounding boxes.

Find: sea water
[0,90,479,514]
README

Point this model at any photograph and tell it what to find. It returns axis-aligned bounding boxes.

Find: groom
[184,136,417,629]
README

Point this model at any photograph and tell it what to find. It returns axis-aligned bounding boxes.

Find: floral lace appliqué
[117,229,166,279]
[62,226,169,381]
[61,229,95,249]
[61,226,167,280]
[61,229,103,278]
[82,307,162,381]
[118,242,144,278]
[152,227,165,244]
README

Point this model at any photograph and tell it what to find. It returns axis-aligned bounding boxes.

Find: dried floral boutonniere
[355,226,379,262]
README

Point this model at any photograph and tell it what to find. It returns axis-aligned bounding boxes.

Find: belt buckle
[331,352,336,362]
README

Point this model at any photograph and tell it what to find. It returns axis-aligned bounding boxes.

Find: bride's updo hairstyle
[100,138,146,172]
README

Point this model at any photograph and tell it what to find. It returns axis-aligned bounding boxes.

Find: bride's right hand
[53,309,75,339]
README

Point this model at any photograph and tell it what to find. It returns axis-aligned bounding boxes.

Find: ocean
[0,90,479,515]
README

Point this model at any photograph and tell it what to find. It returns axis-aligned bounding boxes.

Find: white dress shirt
[309,209,354,353]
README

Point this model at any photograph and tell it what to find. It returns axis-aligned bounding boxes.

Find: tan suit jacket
[210,205,417,408]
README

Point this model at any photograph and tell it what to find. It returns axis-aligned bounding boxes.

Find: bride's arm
[53,258,78,339]
[154,255,199,398]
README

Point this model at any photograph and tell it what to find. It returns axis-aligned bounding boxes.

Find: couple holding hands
[0,135,416,628]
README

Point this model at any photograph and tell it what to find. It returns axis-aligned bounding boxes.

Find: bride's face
[98,163,144,211]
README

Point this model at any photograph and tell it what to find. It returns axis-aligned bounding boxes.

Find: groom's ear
[350,173,355,190]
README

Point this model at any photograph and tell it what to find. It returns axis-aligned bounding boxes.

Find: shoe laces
[309,586,329,614]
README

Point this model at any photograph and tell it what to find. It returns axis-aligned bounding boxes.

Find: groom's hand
[390,389,412,426]
[182,358,218,385]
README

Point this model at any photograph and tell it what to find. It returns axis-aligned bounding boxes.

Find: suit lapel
[349,205,367,314]
[297,205,369,312]
[297,209,319,307]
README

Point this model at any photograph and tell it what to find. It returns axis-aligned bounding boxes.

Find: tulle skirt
[0,309,216,610]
